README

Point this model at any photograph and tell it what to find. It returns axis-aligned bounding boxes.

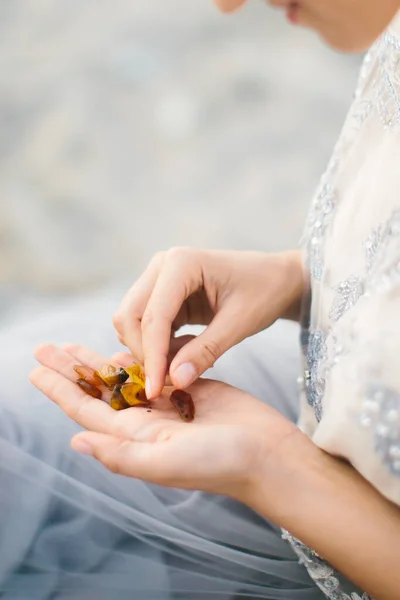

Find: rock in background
[0,0,361,320]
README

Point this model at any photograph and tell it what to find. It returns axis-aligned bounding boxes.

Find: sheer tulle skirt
[0,291,325,599]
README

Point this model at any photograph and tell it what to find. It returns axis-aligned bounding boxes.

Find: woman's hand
[29,343,299,506]
[113,249,303,400]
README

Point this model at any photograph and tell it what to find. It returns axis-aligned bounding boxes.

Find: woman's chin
[213,0,247,13]
[316,27,380,54]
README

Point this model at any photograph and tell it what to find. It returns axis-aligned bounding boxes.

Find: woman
[3,1,400,598]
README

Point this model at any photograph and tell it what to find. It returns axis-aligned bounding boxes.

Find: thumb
[169,303,247,388]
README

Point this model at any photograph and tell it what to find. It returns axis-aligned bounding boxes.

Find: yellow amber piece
[124,364,145,387]
[95,364,129,389]
[120,382,149,407]
[110,386,130,411]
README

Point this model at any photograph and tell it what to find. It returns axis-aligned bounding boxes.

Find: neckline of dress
[388,10,400,39]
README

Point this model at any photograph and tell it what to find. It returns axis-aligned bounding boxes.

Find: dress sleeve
[313,210,400,507]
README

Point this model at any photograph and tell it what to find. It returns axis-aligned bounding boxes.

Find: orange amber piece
[169,390,195,422]
[76,378,102,399]
[73,365,102,387]
[95,364,129,389]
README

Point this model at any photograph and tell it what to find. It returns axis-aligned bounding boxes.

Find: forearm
[247,430,400,600]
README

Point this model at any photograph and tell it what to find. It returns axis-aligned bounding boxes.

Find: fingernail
[72,438,93,456]
[173,362,197,388]
[145,377,152,399]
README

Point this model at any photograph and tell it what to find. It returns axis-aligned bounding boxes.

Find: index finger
[142,251,202,399]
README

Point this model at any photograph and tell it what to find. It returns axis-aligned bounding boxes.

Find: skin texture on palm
[30,343,297,498]
[29,342,400,599]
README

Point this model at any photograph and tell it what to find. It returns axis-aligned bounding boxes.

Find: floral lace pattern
[304,32,400,287]
[306,183,337,281]
[366,208,400,294]
[358,382,400,477]
[329,277,364,323]
[281,531,373,600]
[364,227,383,273]
[353,33,400,130]
[303,330,328,422]
[289,27,400,600]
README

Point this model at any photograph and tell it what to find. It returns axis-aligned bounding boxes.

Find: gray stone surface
[0,0,362,321]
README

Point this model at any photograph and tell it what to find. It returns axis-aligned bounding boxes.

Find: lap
[0,292,322,600]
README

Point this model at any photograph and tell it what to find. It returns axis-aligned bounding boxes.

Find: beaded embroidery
[306,183,336,281]
[364,227,383,273]
[305,33,400,287]
[304,329,327,422]
[353,33,400,130]
[288,29,400,600]
[366,208,400,294]
[329,276,364,322]
[358,382,400,477]
[281,532,372,600]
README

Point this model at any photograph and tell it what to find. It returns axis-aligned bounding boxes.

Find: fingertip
[71,436,94,456]
[61,343,81,354]
[170,362,197,389]
[33,343,54,359]
[144,375,163,401]
[145,377,152,400]
[29,364,50,382]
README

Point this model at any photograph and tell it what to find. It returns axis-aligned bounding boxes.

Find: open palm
[30,343,295,499]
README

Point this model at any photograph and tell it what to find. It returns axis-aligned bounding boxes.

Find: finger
[71,431,175,485]
[112,336,196,368]
[142,251,202,399]
[113,253,164,363]
[110,352,140,368]
[29,365,117,434]
[34,343,111,384]
[169,300,246,388]
[60,343,119,373]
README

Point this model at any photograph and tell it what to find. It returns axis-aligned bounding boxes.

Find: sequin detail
[281,532,372,600]
[304,330,328,422]
[358,382,400,477]
[304,34,400,285]
[353,33,400,130]
[306,184,336,281]
[366,209,400,294]
[364,227,382,273]
[376,34,400,129]
[329,276,364,322]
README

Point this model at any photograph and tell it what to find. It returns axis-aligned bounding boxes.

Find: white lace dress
[283,11,400,600]
[0,11,400,600]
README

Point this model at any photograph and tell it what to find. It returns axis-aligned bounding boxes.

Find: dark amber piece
[73,365,102,387]
[169,389,195,422]
[76,378,102,399]
[95,365,129,389]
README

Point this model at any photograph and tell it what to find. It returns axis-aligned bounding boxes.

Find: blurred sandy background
[0,0,362,323]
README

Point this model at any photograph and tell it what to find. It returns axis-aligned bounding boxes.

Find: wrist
[243,423,400,600]
[242,424,318,525]
[276,250,305,322]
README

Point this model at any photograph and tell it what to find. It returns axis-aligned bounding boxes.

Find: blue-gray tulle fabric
[0,293,326,599]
